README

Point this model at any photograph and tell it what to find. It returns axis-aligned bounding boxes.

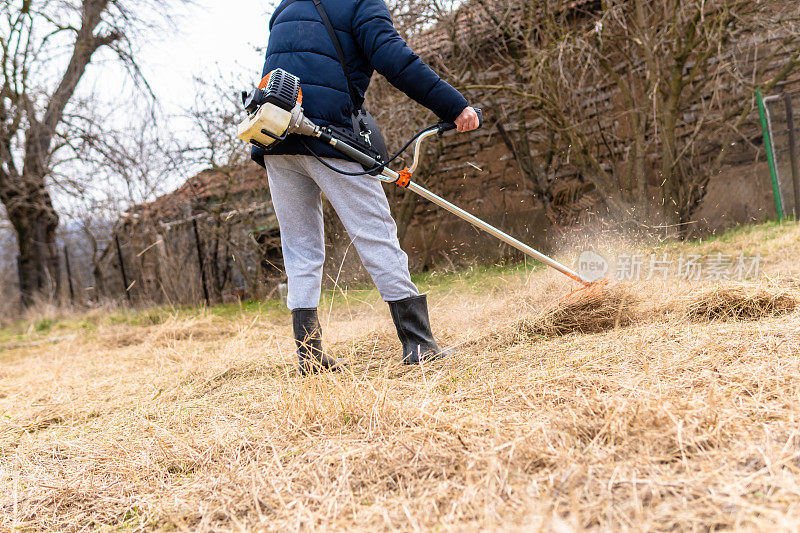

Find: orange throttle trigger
[396,167,413,188]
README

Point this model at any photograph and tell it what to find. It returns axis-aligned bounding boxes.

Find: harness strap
[311,0,362,108]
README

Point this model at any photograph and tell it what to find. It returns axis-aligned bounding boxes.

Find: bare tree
[587,0,800,224]
[0,0,187,304]
[513,1,796,224]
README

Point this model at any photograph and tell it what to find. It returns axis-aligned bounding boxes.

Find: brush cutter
[238,69,598,289]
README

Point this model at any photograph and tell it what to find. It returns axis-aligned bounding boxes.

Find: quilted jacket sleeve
[352,0,468,123]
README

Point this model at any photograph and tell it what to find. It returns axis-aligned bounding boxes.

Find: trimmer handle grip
[437,107,483,133]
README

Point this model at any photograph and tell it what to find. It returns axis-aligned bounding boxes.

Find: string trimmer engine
[237,69,315,149]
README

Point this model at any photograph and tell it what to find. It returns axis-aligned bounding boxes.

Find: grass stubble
[2,234,800,530]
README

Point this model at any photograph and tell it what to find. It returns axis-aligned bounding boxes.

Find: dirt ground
[1,222,800,531]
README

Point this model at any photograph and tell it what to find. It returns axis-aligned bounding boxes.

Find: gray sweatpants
[264,154,419,310]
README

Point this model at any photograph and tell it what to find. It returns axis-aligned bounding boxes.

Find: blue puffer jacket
[254,0,468,161]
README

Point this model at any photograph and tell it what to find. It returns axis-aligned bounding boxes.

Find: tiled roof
[127,166,268,221]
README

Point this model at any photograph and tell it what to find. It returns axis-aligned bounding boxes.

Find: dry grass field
[2,221,800,531]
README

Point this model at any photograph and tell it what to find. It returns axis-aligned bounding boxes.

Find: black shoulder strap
[269,0,361,109]
[311,0,361,108]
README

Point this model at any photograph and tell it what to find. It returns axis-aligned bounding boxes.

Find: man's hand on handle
[454,106,480,133]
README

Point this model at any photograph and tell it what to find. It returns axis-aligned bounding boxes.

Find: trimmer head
[565,278,611,300]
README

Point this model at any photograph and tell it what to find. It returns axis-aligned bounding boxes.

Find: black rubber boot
[292,308,344,376]
[388,294,454,365]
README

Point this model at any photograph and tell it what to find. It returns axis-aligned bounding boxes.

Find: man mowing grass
[254,0,480,376]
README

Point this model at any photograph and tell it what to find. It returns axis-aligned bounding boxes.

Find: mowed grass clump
[517,283,639,337]
[685,282,798,321]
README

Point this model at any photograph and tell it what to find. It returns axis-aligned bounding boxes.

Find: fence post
[192,218,211,306]
[63,245,75,304]
[16,255,27,311]
[115,235,132,304]
[757,87,784,220]
[784,92,800,220]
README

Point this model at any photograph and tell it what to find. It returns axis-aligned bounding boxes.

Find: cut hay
[685,282,798,321]
[5,223,800,531]
[517,283,639,337]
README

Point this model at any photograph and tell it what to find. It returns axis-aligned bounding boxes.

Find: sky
[141,0,273,120]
